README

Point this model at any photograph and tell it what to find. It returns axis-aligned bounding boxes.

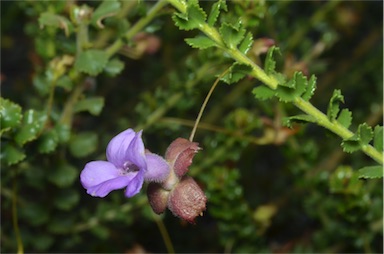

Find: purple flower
[80,129,170,198]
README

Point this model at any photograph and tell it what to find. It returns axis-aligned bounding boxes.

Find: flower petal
[126,130,147,171]
[80,161,137,197]
[80,161,120,188]
[106,128,135,168]
[144,153,170,182]
[87,174,137,197]
[125,170,145,198]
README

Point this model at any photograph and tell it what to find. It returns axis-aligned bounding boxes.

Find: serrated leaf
[172,4,207,31]
[1,143,26,166]
[185,36,216,49]
[341,135,360,153]
[14,110,47,146]
[357,123,373,145]
[48,163,78,187]
[301,75,317,101]
[337,109,352,129]
[0,98,23,133]
[373,125,383,152]
[207,0,227,26]
[74,49,109,76]
[252,86,275,100]
[264,46,280,75]
[221,63,252,84]
[74,97,105,116]
[69,132,98,158]
[38,12,72,36]
[38,128,59,154]
[327,89,344,121]
[91,0,121,28]
[104,58,125,77]
[283,114,316,128]
[275,72,307,102]
[219,22,246,48]
[358,165,383,179]
[238,32,253,55]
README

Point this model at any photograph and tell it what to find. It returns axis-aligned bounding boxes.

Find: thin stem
[106,0,169,57]
[152,213,175,254]
[166,1,383,164]
[189,68,231,142]
[294,97,383,164]
[12,170,23,254]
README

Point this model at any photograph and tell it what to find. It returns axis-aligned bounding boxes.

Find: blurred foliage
[1,0,383,253]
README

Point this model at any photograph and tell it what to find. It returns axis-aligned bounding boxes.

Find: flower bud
[167,176,207,224]
[147,182,170,214]
[165,138,201,178]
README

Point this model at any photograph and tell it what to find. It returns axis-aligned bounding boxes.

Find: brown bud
[147,182,170,214]
[167,176,207,224]
[165,138,201,178]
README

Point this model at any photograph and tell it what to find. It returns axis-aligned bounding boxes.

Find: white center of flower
[120,161,139,175]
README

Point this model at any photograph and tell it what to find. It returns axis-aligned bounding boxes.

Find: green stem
[12,170,23,254]
[106,0,169,57]
[152,213,175,254]
[59,78,84,126]
[294,97,383,164]
[166,1,383,165]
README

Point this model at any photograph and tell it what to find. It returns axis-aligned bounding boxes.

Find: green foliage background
[1,1,383,253]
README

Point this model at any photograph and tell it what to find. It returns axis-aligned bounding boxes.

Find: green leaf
[275,72,307,102]
[341,136,360,153]
[14,110,47,146]
[337,109,353,129]
[207,0,227,26]
[38,12,72,36]
[185,36,217,49]
[219,22,246,48]
[283,114,316,128]
[20,202,50,226]
[252,86,275,101]
[238,32,253,54]
[33,74,50,96]
[55,124,71,144]
[327,89,344,121]
[74,49,109,76]
[172,4,207,31]
[54,189,80,210]
[357,123,373,145]
[264,46,280,75]
[373,125,383,152]
[221,63,252,84]
[341,123,374,153]
[74,97,105,116]
[301,75,317,101]
[358,165,383,179]
[91,0,121,28]
[1,142,26,166]
[48,163,78,187]
[38,128,59,154]
[0,98,23,134]
[56,75,74,91]
[104,58,125,77]
[69,132,98,158]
